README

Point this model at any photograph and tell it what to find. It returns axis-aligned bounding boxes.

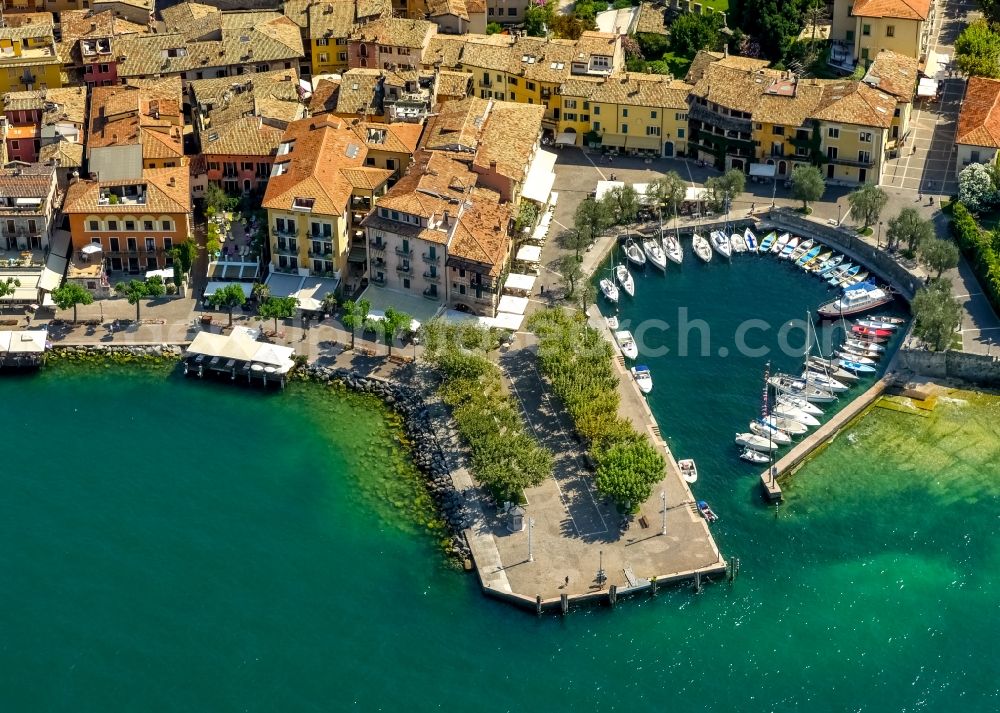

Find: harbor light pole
[660,491,667,535]
[877,221,883,249]
[598,549,606,588]
[527,517,535,562]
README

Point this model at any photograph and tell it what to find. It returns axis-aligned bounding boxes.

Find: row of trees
[528,308,665,511]
[951,201,1000,316]
[421,321,552,502]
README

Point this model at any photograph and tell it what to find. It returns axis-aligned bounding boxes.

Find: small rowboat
[758,230,777,252]
[744,227,759,252]
[678,458,698,483]
[839,358,876,374]
[852,325,892,338]
[740,448,771,464]
[698,500,718,523]
[730,233,748,253]
[771,232,790,254]
[779,236,800,259]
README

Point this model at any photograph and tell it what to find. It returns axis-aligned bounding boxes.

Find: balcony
[421,251,439,264]
[370,237,386,250]
[372,256,387,268]
[21,74,36,86]
[371,274,386,285]
[830,155,875,168]
[273,241,299,255]
[422,271,439,282]
[396,263,412,274]
[394,246,413,257]
[273,227,298,238]
[689,103,752,134]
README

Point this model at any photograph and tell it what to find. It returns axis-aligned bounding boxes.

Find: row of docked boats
[606,318,656,395]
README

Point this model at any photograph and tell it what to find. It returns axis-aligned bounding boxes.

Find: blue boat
[744,227,758,252]
[828,264,859,286]
[838,358,876,374]
[796,245,822,267]
[759,231,777,252]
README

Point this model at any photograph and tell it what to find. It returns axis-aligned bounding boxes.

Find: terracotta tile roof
[282,0,312,29]
[2,90,46,112]
[309,78,340,115]
[851,0,930,20]
[561,73,691,110]
[436,70,471,99]
[63,167,191,214]
[753,79,825,126]
[0,163,55,200]
[465,0,486,12]
[1,11,54,27]
[350,17,434,48]
[685,50,771,83]
[863,49,919,101]
[354,121,422,154]
[190,69,304,140]
[0,21,54,41]
[262,115,394,216]
[957,76,1000,148]
[202,116,284,157]
[423,35,467,67]
[689,63,783,114]
[427,0,468,20]
[309,1,358,40]
[573,31,618,60]
[60,9,147,40]
[474,101,543,180]
[160,2,224,38]
[334,68,406,114]
[88,79,184,158]
[39,141,84,168]
[341,165,394,189]
[447,197,511,276]
[2,86,86,123]
[811,81,895,128]
[635,3,668,35]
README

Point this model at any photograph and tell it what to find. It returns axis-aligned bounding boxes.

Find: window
[125,220,135,231]
[508,6,515,14]
[564,99,576,109]
[827,146,838,159]
[526,82,535,91]
[509,77,518,86]
[860,131,873,143]
[772,126,784,135]
[581,114,590,122]
[593,105,600,115]
[143,220,154,231]
[161,220,172,231]
[208,162,219,171]
[163,238,172,251]
[107,220,118,231]
[862,24,871,36]
[651,110,657,119]
[622,108,628,118]
[886,25,895,37]
[971,150,982,163]
[488,6,493,14]
[858,150,871,164]
[109,237,120,252]
[677,128,685,139]
[621,124,628,134]
[828,127,840,139]
[317,38,328,46]
[339,53,347,61]
[88,220,99,231]
[10,140,18,150]
[755,123,763,130]
[646,126,660,136]
[145,237,155,251]
[403,278,411,289]
[593,121,601,131]
[894,107,901,118]
[126,237,137,252]
[319,53,328,63]
[564,112,577,121]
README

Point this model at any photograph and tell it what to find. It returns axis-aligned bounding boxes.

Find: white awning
[145,268,175,282]
[595,180,625,200]
[684,186,708,202]
[38,267,63,292]
[504,272,536,292]
[750,163,777,178]
[497,294,529,315]
[918,77,939,98]
[81,244,103,255]
[365,309,421,332]
[515,245,541,263]
[522,149,557,204]
[555,131,577,146]
[204,281,253,298]
[484,311,525,331]
[927,51,950,80]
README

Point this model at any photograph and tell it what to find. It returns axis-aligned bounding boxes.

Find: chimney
[168,176,175,186]
[91,22,98,32]
[443,209,450,226]
[489,160,496,171]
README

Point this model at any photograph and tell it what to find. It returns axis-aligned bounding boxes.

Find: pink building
[347,17,434,72]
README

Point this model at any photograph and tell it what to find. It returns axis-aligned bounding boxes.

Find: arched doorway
[778,160,787,175]
[662,141,674,157]
[731,158,744,172]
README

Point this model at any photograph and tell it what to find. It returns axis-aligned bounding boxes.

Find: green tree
[169,240,196,287]
[791,164,825,212]
[341,297,371,348]
[669,13,721,58]
[251,282,270,303]
[918,237,960,278]
[577,279,597,314]
[524,1,552,37]
[955,18,1000,78]
[378,306,412,357]
[550,14,584,40]
[556,227,593,259]
[636,32,670,60]
[705,169,746,213]
[594,435,665,512]
[558,254,583,297]
[733,0,814,62]
[603,185,640,226]
[848,184,889,229]
[115,276,165,322]
[886,207,934,254]
[50,282,94,323]
[320,291,338,315]
[257,295,297,334]
[207,283,247,326]
[0,276,21,300]
[647,172,686,216]
[204,183,240,215]
[574,196,614,243]
[486,22,502,34]
[912,278,962,350]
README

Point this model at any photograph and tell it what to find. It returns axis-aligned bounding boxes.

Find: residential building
[0,162,58,250]
[484,0,530,23]
[830,0,932,70]
[333,67,435,124]
[307,0,391,77]
[955,76,1000,177]
[426,0,486,34]
[347,17,435,72]
[261,115,416,287]
[62,166,193,273]
[190,69,307,196]
[558,73,692,156]
[57,9,149,87]
[0,0,86,11]
[436,70,472,103]
[362,149,512,315]
[113,4,303,87]
[87,78,185,181]
[91,0,154,25]
[862,49,919,150]
[0,21,63,110]
[2,86,86,164]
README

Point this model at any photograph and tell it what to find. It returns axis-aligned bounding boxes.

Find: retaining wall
[897,347,1000,385]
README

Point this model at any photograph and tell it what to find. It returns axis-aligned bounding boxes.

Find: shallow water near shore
[1,352,997,709]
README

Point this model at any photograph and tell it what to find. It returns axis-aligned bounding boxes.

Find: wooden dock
[759,375,892,500]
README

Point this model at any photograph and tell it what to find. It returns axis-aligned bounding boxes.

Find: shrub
[951,201,1000,314]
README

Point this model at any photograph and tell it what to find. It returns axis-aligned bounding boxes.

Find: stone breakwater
[49,344,185,364]
[297,364,473,565]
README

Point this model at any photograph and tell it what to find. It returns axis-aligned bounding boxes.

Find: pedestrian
[25,313,31,326]
[750,202,755,214]
[565,575,570,587]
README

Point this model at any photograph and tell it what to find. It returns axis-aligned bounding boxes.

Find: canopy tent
[917,76,939,98]
[515,245,541,263]
[504,273,536,293]
[187,326,296,374]
[145,268,175,282]
[749,163,777,178]
[625,136,660,151]
[595,180,625,200]
[522,149,557,204]
[926,51,950,80]
[497,294,529,315]
[632,182,656,205]
[486,312,526,331]
[81,244,102,256]
[554,132,577,146]
[684,186,708,202]
[204,281,253,298]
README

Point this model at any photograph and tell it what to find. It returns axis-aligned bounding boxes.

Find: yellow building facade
[0,24,63,109]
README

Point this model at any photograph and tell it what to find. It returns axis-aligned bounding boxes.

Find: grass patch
[857,226,873,236]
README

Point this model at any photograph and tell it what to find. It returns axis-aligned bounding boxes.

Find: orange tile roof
[88,79,184,159]
[63,167,191,214]
[851,0,930,20]
[863,49,919,101]
[957,76,1000,148]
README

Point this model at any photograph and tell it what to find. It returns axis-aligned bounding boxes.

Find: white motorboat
[614,264,634,297]
[773,401,821,427]
[599,277,619,303]
[844,338,885,353]
[776,393,824,416]
[750,419,792,445]
[631,365,653,393]
[768,374,837,403]
[606,316,619,330]
[744,227,759,252]
[800,370,849,392]
[678,458,698,483]
[856,317,899,331]
[735,432,779,452]
[840,341,883,359]
[807,361,860,383]
[615,330,638,359]
[710,230,732,259]
[740,448,771,464]
[779,236,800,259]
[730,232,748,253]
[838,358,877,374]
[663,234,683,264]
[642,238,668,271]
[624,239,647,268]
[763,414,809,436]
[836,348,877,365]
[771,232,791,254]
[870,314,906,326]
[692,233,713,262]
[818,281,892,319]
[789,238,815,262]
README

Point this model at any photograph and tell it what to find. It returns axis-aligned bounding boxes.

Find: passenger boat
[642,238,668,271]
[771,232,791,254]
[773,401,821,426]
[663,234,683,264]
[796,245,822,267]
[750,419,792,444]
[631,365,653,393]
[838,358,876,374]
[818,282,893,319]
[763,414,809,435]
[735,432,780,452]
[730,232,748,253]
[599,278,619,303]
[856,317,899,331]
[776,393,824,415]
[758,230,776,252]
[744,227,759,252]
[740,448,771,464]
[692,233,713,262]
[614,330,639,359]
[614,264,635,297]
[852,324,892,339]
[710,230,732,259]
[624,238,647,268]
[698,500,719,523]
[678,458,698,483]
[779,236,800,259]
[812,253,842,274]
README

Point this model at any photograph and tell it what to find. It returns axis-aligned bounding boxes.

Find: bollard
[560,593,569,616]
[651,576,658,596]
[536,594,542,616]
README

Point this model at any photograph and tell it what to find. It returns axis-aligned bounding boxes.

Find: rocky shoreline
[297,363,473,565]
[48,344,184,365]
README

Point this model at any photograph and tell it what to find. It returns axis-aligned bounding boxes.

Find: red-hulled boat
[852,325,892,338]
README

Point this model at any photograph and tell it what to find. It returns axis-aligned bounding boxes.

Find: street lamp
[527,517,535,562]
[660,490,667,535]
[837,203,842,225]
[598,549,606,588]
[877,221,883,249]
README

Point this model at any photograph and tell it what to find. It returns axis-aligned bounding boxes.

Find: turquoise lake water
[2,255,998,712]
